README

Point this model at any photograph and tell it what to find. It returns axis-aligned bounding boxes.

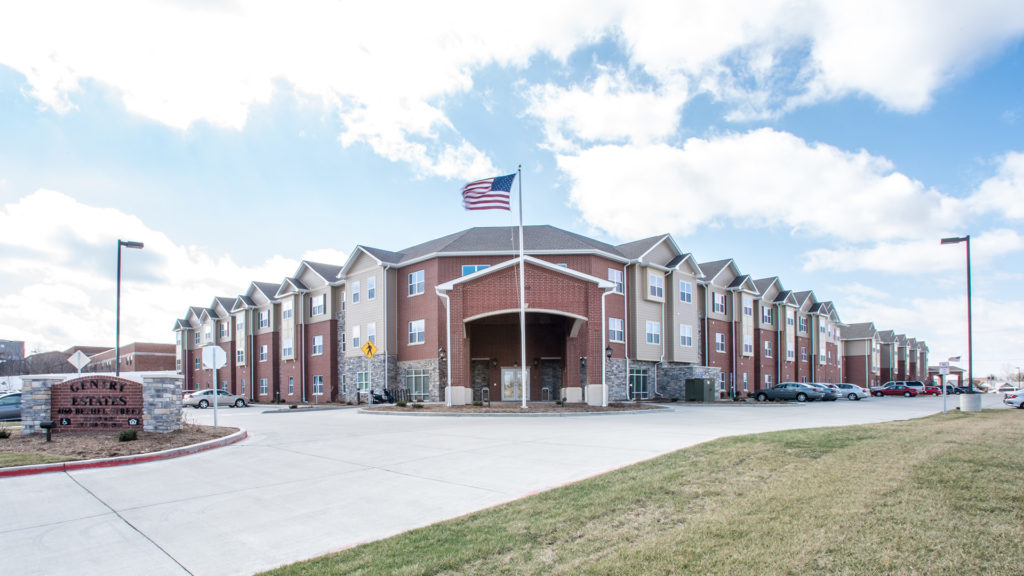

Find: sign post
[362,340,378,403]
[202,345,227,427]
[67,350,91,375]
[939,361,950,414]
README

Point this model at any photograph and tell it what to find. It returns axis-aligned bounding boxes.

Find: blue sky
[1,1,1022,380]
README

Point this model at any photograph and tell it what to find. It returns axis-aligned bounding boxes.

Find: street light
[116,239,144,377]
[940,235,972,393]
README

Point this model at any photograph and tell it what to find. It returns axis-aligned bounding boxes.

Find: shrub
[396,401,407,407]
[119,429,138,442]
[0,427,10,439]
[473,400,483,406]
[411,403,424,409]
[289,404,298,409]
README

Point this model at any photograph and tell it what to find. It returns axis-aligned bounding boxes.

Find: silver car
[183,389,247,409]
[836,383,868,401]
[0,392,20,421]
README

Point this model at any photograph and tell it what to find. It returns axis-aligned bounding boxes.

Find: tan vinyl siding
[667,271,700,363]
[344,252,386,358]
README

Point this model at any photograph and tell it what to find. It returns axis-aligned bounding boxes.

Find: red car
[871,383,919,397]
[922,386,942,396]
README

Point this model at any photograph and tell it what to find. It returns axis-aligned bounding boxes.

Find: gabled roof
[275,277,309,298]
[435,255,615,293]
[616,233,682,264]
[896,334,908,346]
[753,276,782,297]
[172,318,191,331]
[793,290,816,308]
[304,261,344,284]
[667,253,702,277]
[230,295,256,313]
[774,289,798,306]
[697,259,733,283]
[841,322,877,340]
[877,330,896,344]
[728,274,759,294]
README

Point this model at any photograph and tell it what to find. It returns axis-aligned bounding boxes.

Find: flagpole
[518,165,527,409]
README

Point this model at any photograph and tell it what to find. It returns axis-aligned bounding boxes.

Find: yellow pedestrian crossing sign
[361,340,378,359]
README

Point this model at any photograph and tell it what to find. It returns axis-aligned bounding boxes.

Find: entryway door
[501,367,529,401]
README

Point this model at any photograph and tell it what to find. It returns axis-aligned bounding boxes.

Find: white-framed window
[765,374,773,387]
[462,264,489,276]
[743,297,753,316]
[312,335,323,355]
[743,335,753,355]
[310,294,326,316]
[352,281,360,303]
[176,332,182,345]
[340,333,346,352]
[194,357,201,370]
[258,310,270,328]
[408,270,425,296]
[713,293,727,314]
[236,318,244,334]
[609,318,624,343]
[219,321,229,338]
[357,372,370,392]
[715,333,726,353]
[718,372,726,392]
[282,300,293,320]
[236,349,245,364]
[762,307,773,324]
[742,372,748,391]
[680,324,693,347]
[405,369,430,401]
[764,340,773,358]
[260,378,268,395]
[409,319,425,345]
[194,332,201,345]
[313,375,323,396]
[367,276,376,300]
[787,347,795,360]
[176,359,181,371]
[679,281,692,303]
[646,320,661,345]
[820,324,826,334]
[648,273,664,299]
[787,316,794,326]
[608,269,623,293]
[241,379,246,395]
[801,347,808,361]
[367,322,376,345]
[288,376,294,395]
[341,291,346,311]
[799,317,808,332]
[629,368,650,400]
[282,338,293,357]
[259,345,268,362]
[204,326,212,343]
[352,326,361,349]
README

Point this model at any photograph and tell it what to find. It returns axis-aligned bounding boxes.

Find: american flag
[948,355,961,362]
[461,173,515,211]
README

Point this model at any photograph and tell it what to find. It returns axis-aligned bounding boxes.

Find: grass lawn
[0,452,75,468]
[261,410,1024,576]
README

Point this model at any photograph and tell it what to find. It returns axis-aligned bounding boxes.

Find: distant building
[0,339,25,363]
[84,342,177,373]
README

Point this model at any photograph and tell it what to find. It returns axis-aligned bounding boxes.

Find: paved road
[1,394,1009,576]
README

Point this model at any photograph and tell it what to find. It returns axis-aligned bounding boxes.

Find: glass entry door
[501,367,529,401]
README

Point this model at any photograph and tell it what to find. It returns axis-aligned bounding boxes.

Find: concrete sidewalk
[0,395,1007,576]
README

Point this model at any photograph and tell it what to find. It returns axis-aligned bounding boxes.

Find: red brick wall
[795,336,811,382]
[306,319,338,401]
[254,332,280,402]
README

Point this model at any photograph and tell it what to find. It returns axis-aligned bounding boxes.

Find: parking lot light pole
[940,235,972,393]
[116,239,144,377]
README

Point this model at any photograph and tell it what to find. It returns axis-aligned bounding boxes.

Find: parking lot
[0,394,1010,576]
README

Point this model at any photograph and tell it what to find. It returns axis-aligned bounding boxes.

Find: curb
[0,428,248,478]
[359,406,669,418]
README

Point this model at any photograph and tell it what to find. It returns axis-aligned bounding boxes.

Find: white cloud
[0,190,326,352]
[966,151,1024,220]
[559,128,959,242]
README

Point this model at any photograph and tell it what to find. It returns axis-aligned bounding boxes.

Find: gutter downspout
[301,293,307,403]
[249,307,255,402]
[623,263,630,400]
[602,289,611,407]
[703,285,710,392]
[656,270,667,399]
[776,302,782,386]
[731,290,737,399]
[438,289,453,407]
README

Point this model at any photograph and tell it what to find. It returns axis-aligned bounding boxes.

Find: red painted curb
[0,429,248,478]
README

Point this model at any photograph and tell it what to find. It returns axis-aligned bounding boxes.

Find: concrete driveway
[0,394,1009,576]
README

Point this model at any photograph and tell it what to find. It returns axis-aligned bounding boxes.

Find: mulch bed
[0,423,237,461]
[366,402,666,414]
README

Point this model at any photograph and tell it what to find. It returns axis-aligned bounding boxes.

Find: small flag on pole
[461,173,515,211]
[948,355,961,362]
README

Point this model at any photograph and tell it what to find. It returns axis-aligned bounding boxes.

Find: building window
[718,372,726,392]
[241,379,246,395]
[236,349,245,364]
[765,374,773,387]
[204,326,212,343]
[715,333,726,353]
[282,301,293,320]
[787,316,794,326]
[713,293,727,314]
[310,294,326,316]
[608,269,623,293]
[743,297,753,316]
[260,379,268,395]
[282,338,293,357]
[680,324,693,347]
[648,273,663,299]
[646,321,661,345]
[764,341,773,358]
[762,307,773,324]
[679,281,692,303]
[742,372,749,391]
[408,319,425,345]
[194,332,201,345]
[743,335,753,355]
[609,318,624,343]
[176,359,181,371]
[629,368,649,400]
[288,376,294,395]
[341,291,346,311]
[462,264,489,276]
[176,332,182,345]
[801,347,808,361]
[367,323,376,345]
[236,319,244,334]
[405,369,430,401]
[341,333,346,352]
[258,310,270,328]
[194,357,200,370]
[219,321,229,338]
[357,372,370,392]
[259,345,268,362]
[312,335,323,355]
[799,317,808,332]
[787,347,795,360]
[352,326,361,349]
[409,270,425,296]
[367,277,376,300]
[352,281,360,303]
[313,375,323,396]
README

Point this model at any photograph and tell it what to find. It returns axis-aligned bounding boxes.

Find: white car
[1003,390,1024,409]
[836,383,868,401]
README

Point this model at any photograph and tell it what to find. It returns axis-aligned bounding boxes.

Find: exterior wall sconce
[438,347,446,361]
[533,357,540,367]
[605,345,613,359]
[491,358,498,367]
[580,356,587,368]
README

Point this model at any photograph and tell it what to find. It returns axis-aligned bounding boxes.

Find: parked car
[0,392,21,421]
[181,389,197,399]
[997,383,1020,394]
[871,382,919,397]
[807,383,838,401]
[753,382,824,402]
[836,383,868,401]
[1003,390,1024,409]
[183,389,247,408]
[921,385,942,396]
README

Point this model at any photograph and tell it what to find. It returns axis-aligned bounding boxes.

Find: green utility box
[685,378,716,402]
